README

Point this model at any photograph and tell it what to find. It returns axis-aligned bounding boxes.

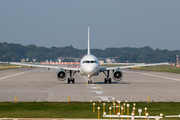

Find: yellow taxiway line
[96,84,102,90]
[85,82,89,86]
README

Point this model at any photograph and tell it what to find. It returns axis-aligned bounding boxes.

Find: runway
[0,67,180,102]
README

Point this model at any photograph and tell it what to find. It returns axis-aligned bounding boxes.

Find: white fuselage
[80,54,100,77]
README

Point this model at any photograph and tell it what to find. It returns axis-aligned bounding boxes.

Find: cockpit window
[82,60,98,64]
[91,61,94,63]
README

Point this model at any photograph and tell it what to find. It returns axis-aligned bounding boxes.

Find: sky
[0,0,180,50]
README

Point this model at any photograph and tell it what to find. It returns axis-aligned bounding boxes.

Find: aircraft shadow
[60,81,131,84]
[62,82,89,84]
[92,81,131,84]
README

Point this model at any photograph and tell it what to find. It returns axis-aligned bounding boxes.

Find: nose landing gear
[87,74,93,84]
[88,80,92,84]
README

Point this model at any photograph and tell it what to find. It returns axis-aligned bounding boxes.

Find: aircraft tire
[88,80,92,84]
[109,78,111,84]
[72,78,75,84]
[104,78,107,84]
[68,78,70,84]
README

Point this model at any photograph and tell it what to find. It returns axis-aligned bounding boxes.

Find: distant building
[105,59,116,63]
[21,59,26,62]
[58,57,62,62]
[99,60,104,65]
[21,58,36,62]
[125,60,129,63]
[111,59,116,63]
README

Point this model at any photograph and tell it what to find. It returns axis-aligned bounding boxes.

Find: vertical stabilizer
[88,26,90,55]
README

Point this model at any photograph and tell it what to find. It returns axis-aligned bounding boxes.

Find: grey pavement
[0,68,180,102]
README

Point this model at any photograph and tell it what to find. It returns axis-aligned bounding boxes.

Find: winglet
[87,26,90,55]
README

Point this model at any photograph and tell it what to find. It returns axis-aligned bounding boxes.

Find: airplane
[11,27,169,84]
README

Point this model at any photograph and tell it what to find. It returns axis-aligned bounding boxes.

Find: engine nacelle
[113,69,123,81]
[56,69,67,81]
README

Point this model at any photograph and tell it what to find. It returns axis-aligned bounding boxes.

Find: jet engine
[56,69,67,81]
[113,69,123,81]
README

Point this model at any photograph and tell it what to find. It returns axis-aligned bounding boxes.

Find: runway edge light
[68,97,70,102]
[15,97,17,103]
[97,107,100,119]
[109,107,112,119]
[121,106,123,119]
[123,103,126,113]
[127,103,130,119]
[93,103,95,112]
[148,97,150,103]
[103,103,105,113]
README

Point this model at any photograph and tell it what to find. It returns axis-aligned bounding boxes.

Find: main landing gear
[68,70,76,84]
[68,78,74,83]
[103,70,111,84]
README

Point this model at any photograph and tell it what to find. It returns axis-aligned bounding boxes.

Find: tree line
[0,42,179,63]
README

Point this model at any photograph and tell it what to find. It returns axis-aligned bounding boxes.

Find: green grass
[0,102,180,119]
[133,65,180,74]
[0,63,29,70]
[0,63,19,67]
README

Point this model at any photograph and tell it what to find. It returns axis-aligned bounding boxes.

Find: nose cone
[82,64,98,75]
[84,65,95,74]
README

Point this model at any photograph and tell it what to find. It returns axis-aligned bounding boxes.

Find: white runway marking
[100,96,108,100]
[92,87,98,89]
[93,96,112,101]
[0,70,34,80]
[96,91,103,94]
[90,84,95,86]
[125,70,180,82]
[89,91,106,94]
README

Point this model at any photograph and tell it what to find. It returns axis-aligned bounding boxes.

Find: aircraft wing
[100,62,169,71]
[98,57,117,60]
[10,62,80,71]
[59,57,81,61]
